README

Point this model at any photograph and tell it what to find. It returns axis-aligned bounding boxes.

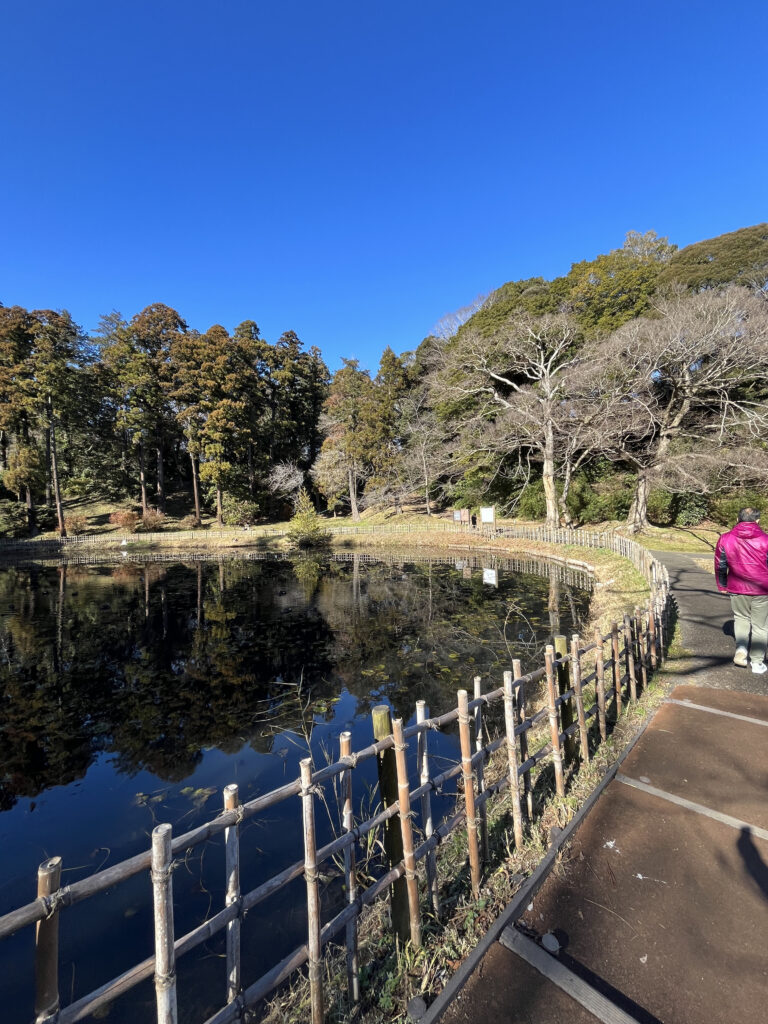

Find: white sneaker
[751,661,767,675]
[733,647,748,667]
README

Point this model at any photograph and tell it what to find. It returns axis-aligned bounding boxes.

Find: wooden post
[544,646,566,797]
[502,671,524,849]
[513,659,533,820]
[223,784,241,1005]
[593,627,607,742]
[34,857,62,1024]
[611,621,623,715]
[392,719,422,948]
[340,732,359,1001]
[554,635,576,765]
[623,614,638,701]
[570,635,590,763]
[300,759,324,1024]
[648,598,658,671]
[372,704,408,940]
[473,676,489,864]
[635,606,648,692]
[416,701,439,919]
[151,824,178,1024]
[457,690,482,897]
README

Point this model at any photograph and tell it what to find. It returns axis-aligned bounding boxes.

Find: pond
[0,549,592,1022]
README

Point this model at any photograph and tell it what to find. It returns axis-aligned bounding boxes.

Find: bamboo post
[457,690,482,897]
[593,627,607,742]
[339,732,359,1002]
[513,659,533,820]
[635,606,648,692]
[223,784,241,1005]
[502,671,524,849]
[473,676,489,864]
[569,635,590,763]
[553,635,577,765]
[648,597,658,671]
[300,759,324,1024]
[372,705,408,940]
[623,614,638,701]
[151,824,178,1024]
[416,701,439,919]
[34,857,62,1024]
[392,719,422,948]
[611,621,623,715]
[544,646,566,797]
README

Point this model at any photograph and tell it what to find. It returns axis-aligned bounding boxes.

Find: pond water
[0,550,591,1022]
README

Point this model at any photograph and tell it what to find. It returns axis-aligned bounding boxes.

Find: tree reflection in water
[0,551,590,1021]
[0,552,591,811]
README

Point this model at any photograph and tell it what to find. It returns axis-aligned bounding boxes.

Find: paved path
[433,549,768,1024]
[652,549,767,695]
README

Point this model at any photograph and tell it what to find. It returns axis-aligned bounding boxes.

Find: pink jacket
[715,521,768,595]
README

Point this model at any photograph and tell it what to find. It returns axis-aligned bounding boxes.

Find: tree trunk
[216,484,223,526]
[422,450,431,516]
[25,484,36,535]
[0,429,6,472]
[138,444,148,514]
[627,469,650,534]
[558,461,575,527]
[542,428,559,528]
[44,428,52,506]
[348,466,360,521]
[156,438,165,512]
[247,443,256,498]
[48,398,66,537]
[190,452,201,525]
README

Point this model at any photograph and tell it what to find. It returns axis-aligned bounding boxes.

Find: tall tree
[316,359,378,520]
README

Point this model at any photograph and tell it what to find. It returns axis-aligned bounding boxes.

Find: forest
[1,223,767,538]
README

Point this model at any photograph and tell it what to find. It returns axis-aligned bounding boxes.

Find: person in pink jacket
[715,507,768,674]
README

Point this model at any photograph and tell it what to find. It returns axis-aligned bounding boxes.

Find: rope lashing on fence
[154,968,177,992]
[150,862,178,886]
[40,885,72,919]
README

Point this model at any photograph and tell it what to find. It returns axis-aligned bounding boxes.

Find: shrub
[287,488,329,549]
[222,495,260,527]
[567,474,634,524]
[138,509,165,532]
[34,505,58,532]
[709,491,767,527]
[178,514,201,530]
[646,488,675,526]
[516,480,547,520]
[109,509,140,532]
[65,514,89,535]
[0,500,30,538]
[672,492,709,527]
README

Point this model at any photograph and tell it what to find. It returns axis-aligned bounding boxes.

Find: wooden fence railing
[0,528,671,1024]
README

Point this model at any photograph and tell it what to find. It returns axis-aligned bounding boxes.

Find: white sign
[482,568,498,587]
[480,506,495,524]
[453,510,462,522]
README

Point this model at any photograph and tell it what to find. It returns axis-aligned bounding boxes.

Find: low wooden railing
[0,529,671,1024]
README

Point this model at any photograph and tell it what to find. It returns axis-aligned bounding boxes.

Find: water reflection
[0,551,591,1021]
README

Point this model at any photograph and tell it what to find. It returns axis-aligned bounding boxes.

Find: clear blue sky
[2,1,766,371]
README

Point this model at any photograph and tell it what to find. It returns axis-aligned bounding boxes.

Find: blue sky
[1,1,766,371]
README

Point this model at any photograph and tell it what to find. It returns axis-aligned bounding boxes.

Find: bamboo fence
[0,527,672,1024]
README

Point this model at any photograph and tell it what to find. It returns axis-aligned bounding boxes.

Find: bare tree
[584,286,768,531]
[268,460,305,509]
[433,312,581,527]
[430,294,490,341]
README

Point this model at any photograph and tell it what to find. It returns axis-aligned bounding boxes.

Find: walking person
[715,507,768,674]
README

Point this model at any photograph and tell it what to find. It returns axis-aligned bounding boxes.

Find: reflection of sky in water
[0,552,591,1022]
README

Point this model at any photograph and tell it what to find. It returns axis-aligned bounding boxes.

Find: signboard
[482,568,498,587]
[453,510,462,522]
[480,506,495,524]
[460,509,470,524]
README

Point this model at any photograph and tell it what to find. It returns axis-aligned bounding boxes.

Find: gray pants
[731,594,768,664]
